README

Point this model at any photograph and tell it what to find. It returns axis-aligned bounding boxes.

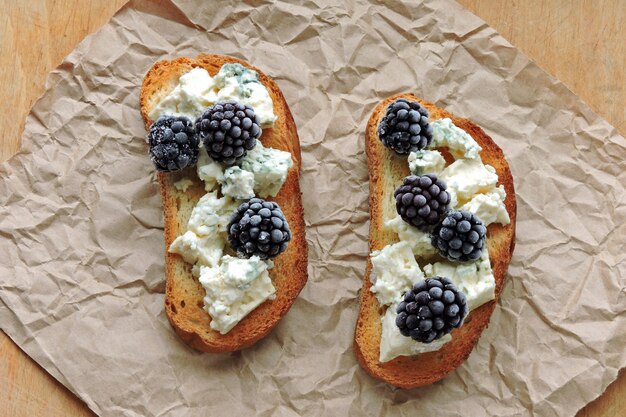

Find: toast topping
[152,61,295,337]
[394,174,451,230]
[424,248,495,311]
[431,210,486,263]
[214,63,277,127]
[380,303,452,362]
[369,242,423,307]
[148,64,276,127]
[377,99,433,154]
[431,118,482,159]
[169,192,237,268]
[196,100,262,165]
[195,141,293,199]
[187,192,237,237]
[408,149,446,175]
[459,185,510,226]
[148,115,199,172]
[197,256,276,334]
[221,166,255,200]
[148,68,218,122]
[371,113,510,362]
[228,198,292,260]
[384,215,436,256]
[395,277,468,343]
[439,158,499,207]
[196,150,225,191]
[238,141,293,198]
[169,231,223,267]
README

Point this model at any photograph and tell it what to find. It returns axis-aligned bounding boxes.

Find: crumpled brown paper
[1,0,625,415]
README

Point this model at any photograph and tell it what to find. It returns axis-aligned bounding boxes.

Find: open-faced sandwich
[355,94,516,387]
[140,54,307,353]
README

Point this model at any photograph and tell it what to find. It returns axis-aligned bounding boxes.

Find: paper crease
[1,0,624,416]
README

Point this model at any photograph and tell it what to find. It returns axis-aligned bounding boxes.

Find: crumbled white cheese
[440,158,498,207]
[460,185,510,226]
[169,192,236,268]
[431,118,481,159]
[369,242,423,307]
[384,215,436,257]
[186,192,237,237]
[196,149,224,192]
[408,149,446,175]
[148,68,219,121]
[168,230,223,268]
[238,142,293,198]
[424,248,496,311]
[214,63,277,127]
[221,166,255,200]
[198,256,276,334]
[379,304,452,362]
[241,83,277,128]
[148,64,277,127]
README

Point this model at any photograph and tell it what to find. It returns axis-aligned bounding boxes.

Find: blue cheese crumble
[238,142,293,198]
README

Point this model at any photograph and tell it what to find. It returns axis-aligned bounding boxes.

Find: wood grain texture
[0,0,623,415]
[457,4,626,416]
[0,2,128,416]
[458,0,625,134]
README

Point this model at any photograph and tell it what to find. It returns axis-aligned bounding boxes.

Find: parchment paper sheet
[1,0,625,416]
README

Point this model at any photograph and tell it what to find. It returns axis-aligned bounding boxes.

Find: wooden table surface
[0,1,624,416]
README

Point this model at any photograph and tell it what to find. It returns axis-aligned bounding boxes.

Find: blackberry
[195,100,261,165]
[377,98,433,155]
[431,210,486,262]
[228,198,291,260]
[395,277,468,343]
[394,174,451,230]
[148,115,199,172]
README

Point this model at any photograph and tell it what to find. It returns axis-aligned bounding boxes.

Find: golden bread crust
[354,93,516,388]
[140,54,307,352]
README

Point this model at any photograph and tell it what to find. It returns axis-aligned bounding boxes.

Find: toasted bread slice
[354,94,516,388]
[140,54,307,353]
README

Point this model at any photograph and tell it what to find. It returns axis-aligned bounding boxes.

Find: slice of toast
[140,54,307,353]
[354,93,516,388]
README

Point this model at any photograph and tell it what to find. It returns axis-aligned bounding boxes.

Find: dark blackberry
[195,100,261,165]
[395,277,468,343]
[228,198,291,260]
[431,210,486,262]
[148,115,199,172]
[377,98,433,155]
[394,174,451,230]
